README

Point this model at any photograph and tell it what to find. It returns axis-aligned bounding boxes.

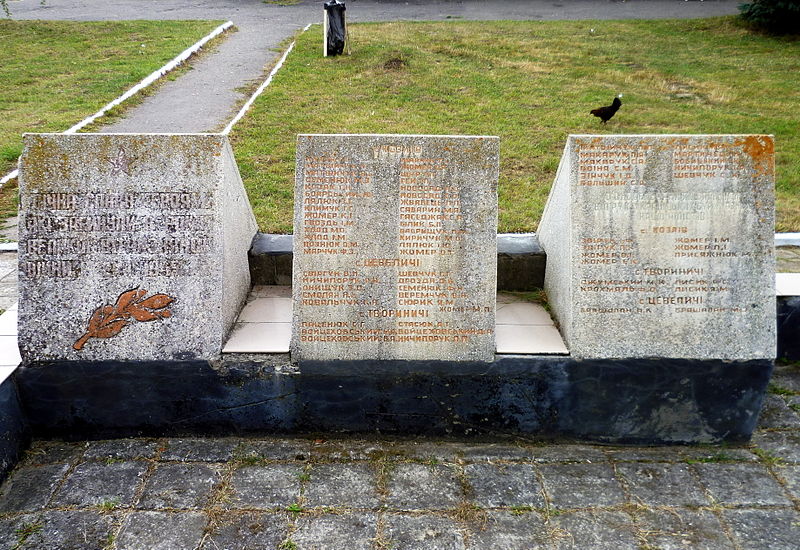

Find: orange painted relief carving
[73,288,175,350]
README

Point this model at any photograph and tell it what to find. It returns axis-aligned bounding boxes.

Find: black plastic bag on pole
[324,0,347,56]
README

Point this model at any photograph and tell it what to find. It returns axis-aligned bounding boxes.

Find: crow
[590,94,623,124]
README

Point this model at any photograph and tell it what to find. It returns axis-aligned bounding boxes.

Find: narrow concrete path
[9,0,740,133]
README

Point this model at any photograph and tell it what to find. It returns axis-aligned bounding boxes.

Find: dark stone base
[14,356,772,445]
[778,296,800,361]
[0,377,29,482]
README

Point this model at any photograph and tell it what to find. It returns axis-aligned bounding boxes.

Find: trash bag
[324,0,346,56]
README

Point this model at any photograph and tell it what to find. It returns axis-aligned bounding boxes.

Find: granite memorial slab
[538,134,775,360]
[292,134,499,361]
[18,133,257,361]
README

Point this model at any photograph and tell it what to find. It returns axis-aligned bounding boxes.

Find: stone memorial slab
[292,134,498,361]
[18,133,257,361]
[538,135,775,360]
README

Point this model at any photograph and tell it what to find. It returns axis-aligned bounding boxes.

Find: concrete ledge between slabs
[13,356,771,446]
[250,232,546,290]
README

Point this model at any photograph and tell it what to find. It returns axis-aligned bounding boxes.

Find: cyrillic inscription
[293,134,499,362]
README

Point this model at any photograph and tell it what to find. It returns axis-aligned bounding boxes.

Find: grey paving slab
[775,464,800,500]
[751,431,800,463]
[310,438,390,461]
[771,364,800,393]
[616,463,708,507]
[18,441,85,467]
[384,514,467,550]
[138,463,221,510]
[636,508,735,550]
[693,463,793,506]
[51,461,149,508]
[228,464,302,509]
[464,463,545,508]
[530,445,607,463]
[162,438,239,462]
[0,513,37,549]
[386,463,463,511]
[539,463,626,510]
[236,439,312,462]
[390,441,467,463]
[199,512,289,550]
[604,446,686,462]
[756,394,800,430]
[466,510,550,549]
[303,463,380,509]
[458,443,532,463]
[550,511,638,550]
[84,438,160,461]
[723,508,800,550]
[16,510,117,550]
[680,446,759,463]
[0,463,69,513]
[116,511,208,550]
[291,513,378,550]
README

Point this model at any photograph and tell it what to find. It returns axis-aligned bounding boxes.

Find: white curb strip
[0,20,234,187]
[222,23,313,136]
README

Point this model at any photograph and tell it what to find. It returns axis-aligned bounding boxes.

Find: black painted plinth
[778,296,800,361]
[0,377,28,482]
[14,355,772,445]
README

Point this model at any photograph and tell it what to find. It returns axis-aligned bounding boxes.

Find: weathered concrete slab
[292,134,499,362]
[18,133,257,362]
[539,135,775,360]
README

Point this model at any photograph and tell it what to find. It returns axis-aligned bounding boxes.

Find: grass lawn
[231,16,800,234]
[0,19,225,178]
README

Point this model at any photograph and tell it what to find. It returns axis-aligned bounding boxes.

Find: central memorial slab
[292,134,499,362]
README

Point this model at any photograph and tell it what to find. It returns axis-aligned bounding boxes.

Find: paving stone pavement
[2,364,800,550]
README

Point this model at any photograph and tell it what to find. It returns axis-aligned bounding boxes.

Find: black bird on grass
[590,94,623,124]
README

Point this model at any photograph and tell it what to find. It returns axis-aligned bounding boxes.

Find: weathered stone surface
[162,438,239,462]
[199,512,289,550]
[116,511,207,550]
[0,463,69,513]
[723,509,800,550]
[464,463,545,508]
[51,460,148,507]
[228,464,302,509]
[386,463,462,510]
[84,438,159,460]
[292,134,499,362]
[18,133,257,362]
[550,511,638,550]
[19,510,117,550]
[303,463,380,509]
[615,463,708,507]
[138,463,220,509]
[384,514,466,550]
[539,135,775,360]
[636,508,735,550]
[467,511,550,549]
[538,463,626,509]
[292,513,377,550]
[693,462,791,505]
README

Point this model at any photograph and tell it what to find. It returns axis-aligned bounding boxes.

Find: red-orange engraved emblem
[73,288,175,350]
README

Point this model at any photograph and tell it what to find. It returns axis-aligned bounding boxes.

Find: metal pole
[323,9,328,57]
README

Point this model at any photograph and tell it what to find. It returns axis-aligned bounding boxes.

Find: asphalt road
[8,0,740,133]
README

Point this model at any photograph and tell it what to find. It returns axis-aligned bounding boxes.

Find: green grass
[0,19,225,178]
[231,17,800,233]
